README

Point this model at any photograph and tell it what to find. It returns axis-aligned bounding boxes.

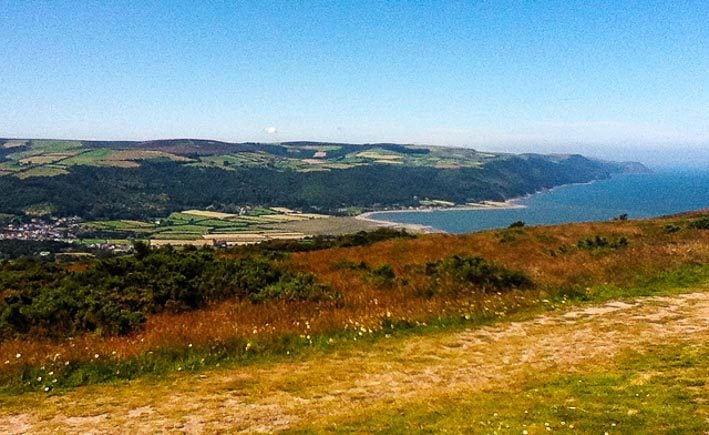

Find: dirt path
[1,291,707,433]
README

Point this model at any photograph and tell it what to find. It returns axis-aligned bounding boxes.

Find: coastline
[353,212,441,234]
[354,199,526,233]
[353,176,615,231]
[354,174,648,233]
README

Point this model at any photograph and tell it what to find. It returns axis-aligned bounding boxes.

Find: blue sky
[1,1,707,164]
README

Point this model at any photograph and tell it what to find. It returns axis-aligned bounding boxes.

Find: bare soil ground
[1,291,707,433]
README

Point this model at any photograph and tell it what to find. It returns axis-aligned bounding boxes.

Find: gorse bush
[421,254,533,296]
[577,235,629,250]
[0,244,338,339]
[368,264,397,287]
[498,228,525,244]
[688,217,709,230]
[250,273,341,304]
[330,259,370,271]
[664,224,681,234]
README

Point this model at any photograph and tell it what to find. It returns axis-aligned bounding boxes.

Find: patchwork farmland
[83,207,330,246]
[0,139,496,179]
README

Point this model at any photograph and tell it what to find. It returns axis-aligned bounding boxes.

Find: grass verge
[294,343,707,433]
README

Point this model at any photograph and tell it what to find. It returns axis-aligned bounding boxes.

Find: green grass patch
[155,224,211,233]
[150,232,204,240]
[194,152,276,169]
[29,140,83,152]
[202,225,251,233]
[78,239,109,245]
[300,344,707,433]
[166,212,210,223]
[196,219,245,228]
[248,207,277,216]
[61,149,114,166]
[0,161,25,172]
[579,263,709,302]
[197,154,245,168]
[87,220,156,231]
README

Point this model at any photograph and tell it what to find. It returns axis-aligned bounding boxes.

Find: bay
[368,170,709,234]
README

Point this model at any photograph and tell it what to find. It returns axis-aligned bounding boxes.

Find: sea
[369,169,709,234]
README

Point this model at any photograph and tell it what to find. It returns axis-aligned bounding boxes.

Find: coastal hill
[0,211,706,431]
[0,138,647,219]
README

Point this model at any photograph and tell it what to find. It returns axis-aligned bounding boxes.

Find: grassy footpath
[0,285,705,432]
[1,263,707,395]
[295,344,707,434]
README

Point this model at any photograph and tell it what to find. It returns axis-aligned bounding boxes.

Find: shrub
[498,228,524,244]
[664,224,681,234]
[368,264,397,287]
[508,220,525,228]
[688,217,709,230]
[577,235,629,250]
[421,254,532,296]
[250,272,341,304]
[330,260,369,271]
[0,247,336,340]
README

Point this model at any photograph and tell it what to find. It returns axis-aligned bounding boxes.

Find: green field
[0,138,606,182]
[88,220,156,232]
[0,141,201,177]
[81,207,329,241]
[61,149,114,166]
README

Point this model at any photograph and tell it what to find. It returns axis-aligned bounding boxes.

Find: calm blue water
[370,170,709,233]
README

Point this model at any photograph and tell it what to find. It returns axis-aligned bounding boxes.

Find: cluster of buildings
[83,241,133,253]
[150,232,307,248]
[0,217,82,241]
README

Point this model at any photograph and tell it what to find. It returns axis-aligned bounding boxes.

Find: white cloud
[264,126,278,134]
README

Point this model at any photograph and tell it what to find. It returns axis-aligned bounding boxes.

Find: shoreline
[354,199,526,233]
[353,177,612,231]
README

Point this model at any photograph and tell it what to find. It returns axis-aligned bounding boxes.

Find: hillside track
[1,291,707,433]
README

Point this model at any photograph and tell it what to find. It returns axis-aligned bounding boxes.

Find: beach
[355,200,525,233]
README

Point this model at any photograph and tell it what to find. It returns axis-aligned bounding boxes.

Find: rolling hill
[0,138,647,220]
[0,211,706,432]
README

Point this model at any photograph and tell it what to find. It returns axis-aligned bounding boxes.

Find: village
[0,217,81,241]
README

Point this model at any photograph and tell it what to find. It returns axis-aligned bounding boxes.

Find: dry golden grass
[1,291,706,433]
[18,153,76,165]
[293,216,707,291]
[181,209,236,219]
[16,166,69,179]
[1,140,27,149]
[0,212,707,371]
